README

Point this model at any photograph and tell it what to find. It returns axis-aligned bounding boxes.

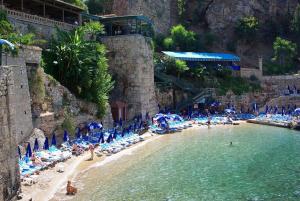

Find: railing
[4,7,77,30]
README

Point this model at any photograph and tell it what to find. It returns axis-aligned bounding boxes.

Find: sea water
[71,124,300,201]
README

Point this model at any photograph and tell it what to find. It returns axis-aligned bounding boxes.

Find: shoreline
[20,132,162,201]
[20,122,246,201]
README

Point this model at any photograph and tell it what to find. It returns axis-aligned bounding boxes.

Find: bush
[62,112,76,136]
[43,22,114,118]
[272,37,297,71]
[235,16,259,42]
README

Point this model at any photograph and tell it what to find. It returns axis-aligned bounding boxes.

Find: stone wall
[0,65,31,201]
[112,0,173,34]
[101,35,158,120]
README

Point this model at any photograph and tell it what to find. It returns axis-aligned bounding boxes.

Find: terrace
[0,0,84,30]
[82,13,154,38]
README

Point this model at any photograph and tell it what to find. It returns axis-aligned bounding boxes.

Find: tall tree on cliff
[272,37,297,70]
[43,22,114,118]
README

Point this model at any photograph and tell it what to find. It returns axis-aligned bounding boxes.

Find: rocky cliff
[184,0,299,67]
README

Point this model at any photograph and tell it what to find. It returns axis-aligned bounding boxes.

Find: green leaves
[43,22,114,118]
[291,4,300,34]
[235,16,259,42]
[272,37,297,69]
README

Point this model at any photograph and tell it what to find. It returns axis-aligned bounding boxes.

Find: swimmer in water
[230,142,233,146]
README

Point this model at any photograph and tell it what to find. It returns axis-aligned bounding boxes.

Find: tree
[163,25,200,51]
[43,22,114,118]
[175,60,189,78]
[235,16,259,42]
[177,0,187,22]
[272,37,297,70]
[291,4,300,34]
[85,0,111,15]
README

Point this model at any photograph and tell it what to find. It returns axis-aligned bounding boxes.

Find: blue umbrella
[281,106,285,116]
[51,133,57,146]
[98,132,104,143]
[119,118,123,127]
[294,108,300,116]
[18,146,22,159]
[63,130,69,142]
[106,134,113,143]
[113,129,118,139]
[288,85,291,92]
[122,128,126,137]
[76,128,81,139]
[0,39,15,49]
[43,137,49,150]
[33,138,39,152]
[265,105,269,114]
[26,143,32,158]
[274,106,278,114]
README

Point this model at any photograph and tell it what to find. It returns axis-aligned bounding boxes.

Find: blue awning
[162,51,240,62]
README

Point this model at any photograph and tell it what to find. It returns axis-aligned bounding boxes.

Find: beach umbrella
[26,143,32,158]
[113,129,118,139]
[294,108,300,115]
[106,134,113,143]
[63,130,69,142]
[43,137,49,150]
[76,128,81,139]
[18,146,22,159]
[121,128,125,137]
[288,85,291,92]
[33,138,39,152]
[119,118,123,127]
[98,132,104,143]
[265,105,269,114]
[274,106,278,114]
[51,133,57,146]
[281,106,285,116]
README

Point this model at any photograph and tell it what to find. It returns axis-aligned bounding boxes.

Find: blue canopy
[43,137,49,150]
[63,130,69,142]
[26,143,32,158]
[33,138,39,152]
[51,133,57,146]
[162,51,240,62]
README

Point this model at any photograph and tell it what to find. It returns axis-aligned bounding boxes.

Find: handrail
[4,7,77,30]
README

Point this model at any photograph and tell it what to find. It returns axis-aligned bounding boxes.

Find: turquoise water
[74,124,300,201]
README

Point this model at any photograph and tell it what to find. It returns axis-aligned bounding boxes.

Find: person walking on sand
[89,144,94,160]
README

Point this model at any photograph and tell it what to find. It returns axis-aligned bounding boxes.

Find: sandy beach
[20,131,162,201]
[20,122,245,201]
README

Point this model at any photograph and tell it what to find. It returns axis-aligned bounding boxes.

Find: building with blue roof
[162,51,241,71]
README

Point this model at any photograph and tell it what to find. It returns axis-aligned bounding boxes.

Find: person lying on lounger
[31,153,43,166]
[72,144,83,156]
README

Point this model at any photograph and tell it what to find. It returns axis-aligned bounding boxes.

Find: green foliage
[62,112,76,136]
[175,60,189,78]
[163,25,201,51]
[291,4,300,34]
[85,0,111,15]
[63,0,87,9]
[0,9,44,54]
[272,37,297,70]
[29,67,45,105]
[235,16,259,42]
[43,22,114,118]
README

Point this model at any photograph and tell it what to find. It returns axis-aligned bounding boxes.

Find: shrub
[62,112,76,136]
[43,22,114,118]
[272,37,297,70]
[235,16,259,42]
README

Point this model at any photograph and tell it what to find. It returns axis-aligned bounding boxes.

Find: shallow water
[72,124,300,201]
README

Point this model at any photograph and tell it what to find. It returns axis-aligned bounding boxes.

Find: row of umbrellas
[18,131,70,158]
